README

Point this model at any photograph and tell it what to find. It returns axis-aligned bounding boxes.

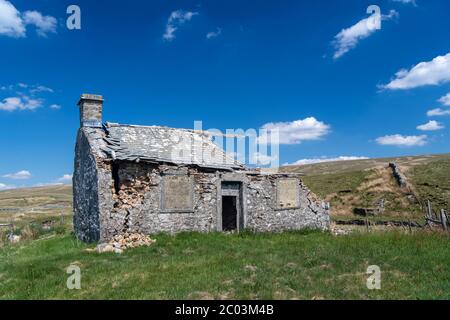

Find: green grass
[302,171,370,199]
[411,158,450,211]
[0,231,448,300]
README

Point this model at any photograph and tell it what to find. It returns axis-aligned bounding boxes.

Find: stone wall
[73,129,101,242]
[389,162,407,188]
[97,162,220,241]
[246,174,330,232]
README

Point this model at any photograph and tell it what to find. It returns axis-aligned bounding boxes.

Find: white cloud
[0,83,55,111]
[0,183,15,191]
[438,93,450,106]
[30,85,53,94]
[259,117,330,145]
[49,104,61,110]
[376,134,427,147]
[33,182,63,187]
[285,156,369,166]
[0,0,25,37]
[392,0,417,5]
[382,52,450,90]
[0,96,42,111]
[163,9,198,41]
[250,152,278,166]
[2,170,31,180]
[206,28,222,39]
[23,11,57,37]
[33,174,73,187]
[0,83,53,94]
[333,10,398,59]
[0,1,57,38]
[57,174,73,183]
[427,108,450,117]
[417,120,444,131]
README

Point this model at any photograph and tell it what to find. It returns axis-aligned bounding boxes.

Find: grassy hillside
[0,231,448,299]
[0,185,72,222]
[409,158,450,211]
[285,154,450,219]
[0,185,72,246]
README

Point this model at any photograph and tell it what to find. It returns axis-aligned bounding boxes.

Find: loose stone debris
[8,234,21,244]
[330,224,352,236]
[88,233,156,254]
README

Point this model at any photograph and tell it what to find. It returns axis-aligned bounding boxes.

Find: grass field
[0,230,448,300]
[0,154,449,300]
[410,157,450,211]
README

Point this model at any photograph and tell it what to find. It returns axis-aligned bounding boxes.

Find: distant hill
[283,153,450,219]
[0,185,72,225]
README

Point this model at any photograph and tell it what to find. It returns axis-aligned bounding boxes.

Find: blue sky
[1,0,450,188]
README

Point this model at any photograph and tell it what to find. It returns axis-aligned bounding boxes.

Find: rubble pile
[93,233,156,254]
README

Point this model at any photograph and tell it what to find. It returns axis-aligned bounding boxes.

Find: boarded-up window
[161,175,194,212]
[276,178,300,209]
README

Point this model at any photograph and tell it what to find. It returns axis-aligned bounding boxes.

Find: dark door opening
[222,196,238,231]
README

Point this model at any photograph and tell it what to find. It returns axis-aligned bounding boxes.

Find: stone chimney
[77,94,104,128]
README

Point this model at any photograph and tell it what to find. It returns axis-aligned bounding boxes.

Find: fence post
[441,209,448,232]
[427,200,433,220]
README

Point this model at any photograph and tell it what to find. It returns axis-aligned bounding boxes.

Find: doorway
[222,196,238,231]
[220,181,243,232]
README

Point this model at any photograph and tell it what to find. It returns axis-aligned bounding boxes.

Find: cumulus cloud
[259,117,331,145]
[23,10,57,37]
[0,0,25,37]
[285,156,369,166]
[2,170,31,180]
[0,183,15,191]
[30,85,53,94]
[332,9,398,59]
[0,83,56,111]
[0,96,42,111]
[376,134,427,147]
[417,120,444,131]
[438,93,450,106]
[163,9,198,41]
[49,104,61,110]
[382,53,450,90]
[0,1,57,38]
[206,28,222,39]
[392,0,417,5]
[57,174,73,183]
[33,182,63,187]
[427,108,450,117]
[250,152,278,166]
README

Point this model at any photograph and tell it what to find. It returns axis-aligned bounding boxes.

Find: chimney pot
[77,94,103,128]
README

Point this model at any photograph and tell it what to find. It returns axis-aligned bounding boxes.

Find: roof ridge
[105,122,195,132]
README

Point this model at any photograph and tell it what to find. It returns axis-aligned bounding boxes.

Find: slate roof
[91,122,243,171]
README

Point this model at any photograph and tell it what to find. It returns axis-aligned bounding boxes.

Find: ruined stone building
[73,94,330,242]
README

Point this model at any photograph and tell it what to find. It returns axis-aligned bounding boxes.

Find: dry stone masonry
[73,94,330,243]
